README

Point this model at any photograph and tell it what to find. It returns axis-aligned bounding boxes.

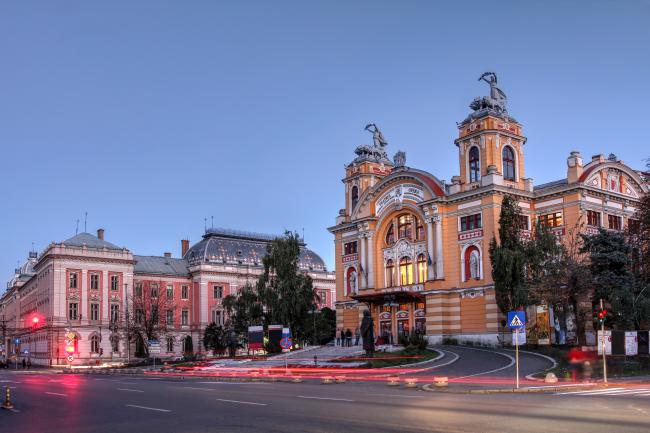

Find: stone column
[426,217,435,280]
[367,232,374,288]
[434,215,444,279]
[359,235,367,290]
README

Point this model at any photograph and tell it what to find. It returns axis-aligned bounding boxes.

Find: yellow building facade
[329,74,648,345]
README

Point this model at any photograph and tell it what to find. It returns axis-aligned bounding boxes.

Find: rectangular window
[151,305,159,324]
[90,274,99,290]
[110,304,119,323]
[517,215,529,230]
[343,241,358,255]
[608,214,622,231]
[135,282,143,297]
[181,309,189,326]
[151,283,159,298]
[212,310,222,325]
[213,285,223,299]
[90,303,99,321]
[629,218,640,234]
[68,302,78,320]
[166,310,174,326]
[539,212,563,228]
[69,273,78,289]
[135,308,144,324]
[110,275,119,291]
[181,285,189,300]
[587,210,601,227]
[460,214,482,232]
[166,284,174,300]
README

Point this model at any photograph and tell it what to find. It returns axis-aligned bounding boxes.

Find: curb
[421,383,601,394]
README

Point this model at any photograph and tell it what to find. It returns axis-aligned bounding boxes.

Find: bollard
[1,386,14,410]
[544,372,558,384]
[335,376,346,384]
[433,376,448,387]
[404,378,418,388]
[387,376,400,386]
[321,376,334,384]
[291,375,303,383]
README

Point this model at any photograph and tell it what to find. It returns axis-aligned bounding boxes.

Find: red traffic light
[598,309,607,319]
[32,316,40,324]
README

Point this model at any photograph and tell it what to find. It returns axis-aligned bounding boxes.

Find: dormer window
[469,146,480,183]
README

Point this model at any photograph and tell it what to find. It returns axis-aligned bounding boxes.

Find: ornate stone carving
[353,124,391,164]
[469,72,507,113]
[393,151,406,168]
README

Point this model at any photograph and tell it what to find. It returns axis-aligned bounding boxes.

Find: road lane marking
[216,398,267,406]
[556,387,625,395]
[454,347,515,379]
[372,393,424,398]
[45,392,68,397]
[197,381,266,385]
[125,404,171,412]
[296,395,354,402]
[180,386,214,391]
[117,388,144,393]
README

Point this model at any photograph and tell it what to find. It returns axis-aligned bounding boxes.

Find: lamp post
[125,284,130,365]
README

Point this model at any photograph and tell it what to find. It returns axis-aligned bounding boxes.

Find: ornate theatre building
[329,73,648,345]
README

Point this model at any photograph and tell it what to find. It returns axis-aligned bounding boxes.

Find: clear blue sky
[1,0,649,285]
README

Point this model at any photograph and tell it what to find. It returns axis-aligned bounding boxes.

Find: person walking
[345,329,353,347]
[22,358,26,369]
[354,327,360,346]
[340,329,346,347]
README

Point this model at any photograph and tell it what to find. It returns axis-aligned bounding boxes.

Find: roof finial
[204,217,207,232]
[75,219,79,235]
[84,212,88,233]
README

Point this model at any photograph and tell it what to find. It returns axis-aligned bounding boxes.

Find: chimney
[181,239,190,257]
[97,228,105,240]
[164,252,172,258]
[567,151,584,183]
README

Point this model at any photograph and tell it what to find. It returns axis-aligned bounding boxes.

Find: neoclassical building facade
[329,73,648,345]
[1,228,334,366]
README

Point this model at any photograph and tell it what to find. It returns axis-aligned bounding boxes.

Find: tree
[203,322,227,356]
[489,195,529,312]
[581,229,637,329]
[628,162,650,328]
[222,284,264,338]
[127,281,175,357]
[526,221,566,305]
[303,307,336,345]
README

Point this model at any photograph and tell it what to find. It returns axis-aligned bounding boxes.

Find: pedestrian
[345,329,352,347]
[340,329,346,347]
[354,327,360,346]
[336,329,341,347]
[27,358,31,369]
[22,358,26,369]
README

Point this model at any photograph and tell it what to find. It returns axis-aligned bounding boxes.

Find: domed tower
[454,72,529,193]
[342,124,394,222]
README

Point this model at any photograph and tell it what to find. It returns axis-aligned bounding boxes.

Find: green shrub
[264,339,282,354]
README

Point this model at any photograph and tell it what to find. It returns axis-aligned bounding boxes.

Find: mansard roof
[62,232,122,251]
[184,228,327,272]
[134,255,190,277]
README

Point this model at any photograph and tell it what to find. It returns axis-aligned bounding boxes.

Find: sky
[1,0,649,286]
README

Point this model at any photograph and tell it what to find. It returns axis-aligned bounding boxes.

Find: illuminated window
[69,272,78,289]
[608,215,622,231]
[68,302,78,320]
[385,259,394,287]
[399,257,413,285]
[460,214,482,232]
[539,212,563,228]
[90,274,99,290]
[385,224,395,246]
[469,146,480,182]
[398,214,413,239]
[587,210,601,227]
[503,146,516,181]
[415,218,425,240]
[417,254,427,282]
[90,335,100,354]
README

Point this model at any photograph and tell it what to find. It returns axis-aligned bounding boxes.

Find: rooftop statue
[353,123,390,164]
[469,72,508,114]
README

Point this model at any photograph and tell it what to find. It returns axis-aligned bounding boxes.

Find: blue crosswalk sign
[507,311,526,330]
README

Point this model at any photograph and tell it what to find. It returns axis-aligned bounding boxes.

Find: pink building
[0,228,335,366]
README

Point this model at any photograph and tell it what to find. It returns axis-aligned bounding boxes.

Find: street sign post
[507,311,526,389]
[148,340,161,368]
[280,328,292,373]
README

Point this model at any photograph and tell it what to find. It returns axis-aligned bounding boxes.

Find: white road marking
[125,404,171,412]
[117,388,144,393]
[296,395,354,402]
[197,381,265,385]
[45,392,68,397]
[372,393,424,398]
[180,386,214,391]
[555,387,625,395]
[216,398,267,406]
[452,347,515,379]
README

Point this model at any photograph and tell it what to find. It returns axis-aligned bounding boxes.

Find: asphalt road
[1,348,649,433]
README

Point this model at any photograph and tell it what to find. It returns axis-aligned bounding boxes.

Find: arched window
[464,246,481,281]
[417,254,427,282]
[351,186,359,210]
[398,214,412,240]
[415,218,425,240]
[346,267,358,295]
[90,335,100,354]
[385,259,394,287]
[469,146,480,183]
[502,146,516,181]
[385,224,395,246]
[166,336,174,353]
[399,257,413,285]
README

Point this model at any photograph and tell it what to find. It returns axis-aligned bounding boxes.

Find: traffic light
[598,309,607,324]
[32,316,40,326]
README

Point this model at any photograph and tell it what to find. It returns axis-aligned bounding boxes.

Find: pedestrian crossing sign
[507,311,526,330]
